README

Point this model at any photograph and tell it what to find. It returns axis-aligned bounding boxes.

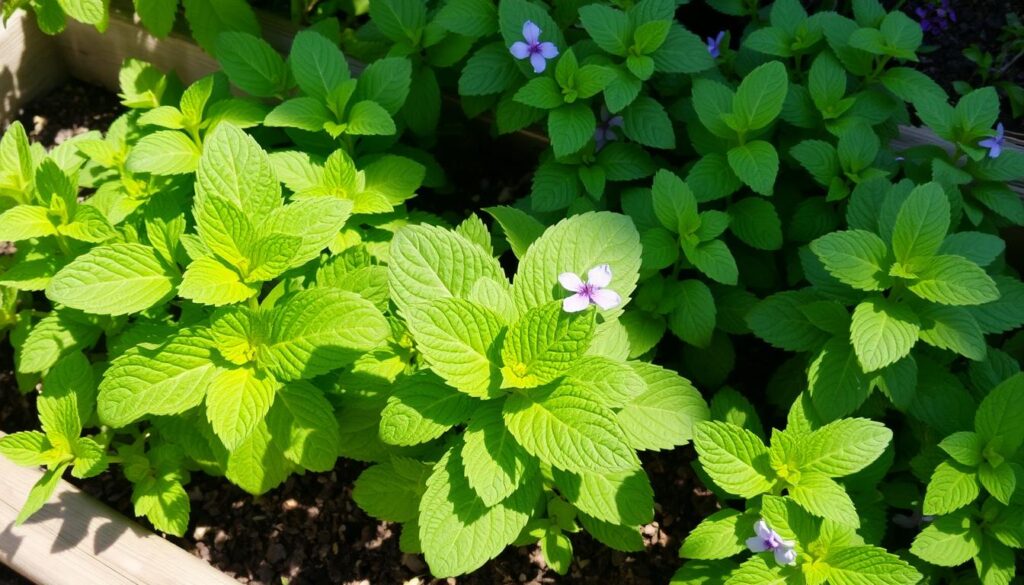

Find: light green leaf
[379,372,478,446]
[205,367,279,450]
[462,401,538,506]
[823,545,922,585]
[727,141,779,196]
[225,420,292,495]
[501,302,595,388]
[0,206,56,241]
[553,467,653,526]
[693,421,774,498]
[47,244,177,316]
[618,362,709,451]
[789,472,859,526]
[850,297,919,373]
[266,381,341,472]
[923,460,980,515]
[126,131,201,175]
[892,182,949,262]
[910,511,982,567]
[353,457,431,522]
[404,298,505,399]
[810,230,892,291]
[907,255,1000,306]
[503,382,639,475]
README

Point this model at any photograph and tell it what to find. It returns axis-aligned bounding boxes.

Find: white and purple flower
[979,122,1005,159]
[558,264,621,312]
[594,106,624,151]
[746,519,797,566]
[509,20,559,74]
[706,31,726,59]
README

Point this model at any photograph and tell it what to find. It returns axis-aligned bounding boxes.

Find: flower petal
[558,272,584,292]
[522,20,540,44]
[996,122,1005,139]
[774,546,797,566]
[989,143,1002,158]
[588,264,613,287]
[562,293,591,313]
[745,537,770,553]
[608,115,624,128]
[754,520,772,540]
[510,41,530,59]
[538,42,559,59]
[530,52,548,73]
[590,288,621,310]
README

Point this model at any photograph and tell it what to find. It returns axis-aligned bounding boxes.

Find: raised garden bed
[2,1,1024,584]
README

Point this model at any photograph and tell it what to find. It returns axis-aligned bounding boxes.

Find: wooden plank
[0,12,68,125]
[53,7,303,93]
[0,433,237,585]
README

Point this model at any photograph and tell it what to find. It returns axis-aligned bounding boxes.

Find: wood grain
[0,432,237,585]
[0,12,68,125]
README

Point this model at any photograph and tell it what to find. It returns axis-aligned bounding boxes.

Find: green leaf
[125,131,201,175]
[501,302,595,388]
[289,30,349,101]
[978,462,1016,505]
[693,421,774,498]
[791,140,840,186]
[264,97,331,132]
[799,418,892,477]
[727,141,779,196]
[911,512,982,567]
[37,352,93,448]
[618,362,709,451]
[810,230,892,291]
[435,0,497,37]
[850,297,920,373]
[916,305,986,361]
[178,257,259,306]
[353,458,430,523]
[579,3,629,56]
[404,298,505,399]
[923,460,980,515]
[725,554,788,584]
[19,309,100,374]
[266,381,340,472]
[369,0,426,44]
[216,32,289,97]
[182,0,260,57]
[196,124,280,218]
[679,509,750,560]
[259,289,388,381]
[651,24,714,74]
[132,477,190,536]
[419,448,536,577]
[380,372,477,446]
[15,463,69,525]
[907,255,1000,306]
[975,373,1024,457]
[503,382,640,474]
[553,467,653,526]
[0,431,53,466]
[345,100,397,136]
[205,367,278,450]
[728,198,782,250]
[939,431,983,467]
[98,328,220,427]
[511,211,641,318]
[47,244,177,316]
[788,472,860,526]
[514,77,564,110]
[823,545,922,585]
[484,206,545,259]
[462,401,538,506]
[652,168,698,234]
[622,96,675,149]
[892,182,949,263]
[686,239,738,286]
[549,102,595,157]
[732,61,788,132]
[388,223,507,316]
[668,280,716,348]
[459,42,519,96]
[0,206,56,241]
[225,420,292,495]
[134,0,178,37]
[747,291,832,352]
[807,338,872,421]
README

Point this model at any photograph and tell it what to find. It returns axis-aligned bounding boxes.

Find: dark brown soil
[901,0,1024,103]
[13,79,124,148]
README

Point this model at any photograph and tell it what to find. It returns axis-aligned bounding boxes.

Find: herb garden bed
[2,1,1024,585]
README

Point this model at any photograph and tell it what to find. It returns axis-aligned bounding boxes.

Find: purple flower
[706,31,726,59]
[594,106,624,151]
[559,264,621,312]
[913,0,956,34]
[979,122,1005,158]
[509,20,559,74]
[746,520,797,566]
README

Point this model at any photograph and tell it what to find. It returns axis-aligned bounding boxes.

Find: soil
[12,79,124,148]
[898,0,1024,109]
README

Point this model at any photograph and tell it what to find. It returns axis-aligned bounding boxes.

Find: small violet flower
[746,519,797,566]
[558,264,621,313]
[706,31,726,59]
[913,0,956,34]
[979,122,1005,159]
[594,106,624,151]
[509,20,559,74]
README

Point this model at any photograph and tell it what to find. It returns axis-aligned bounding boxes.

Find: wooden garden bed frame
[1,5,1023,584]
